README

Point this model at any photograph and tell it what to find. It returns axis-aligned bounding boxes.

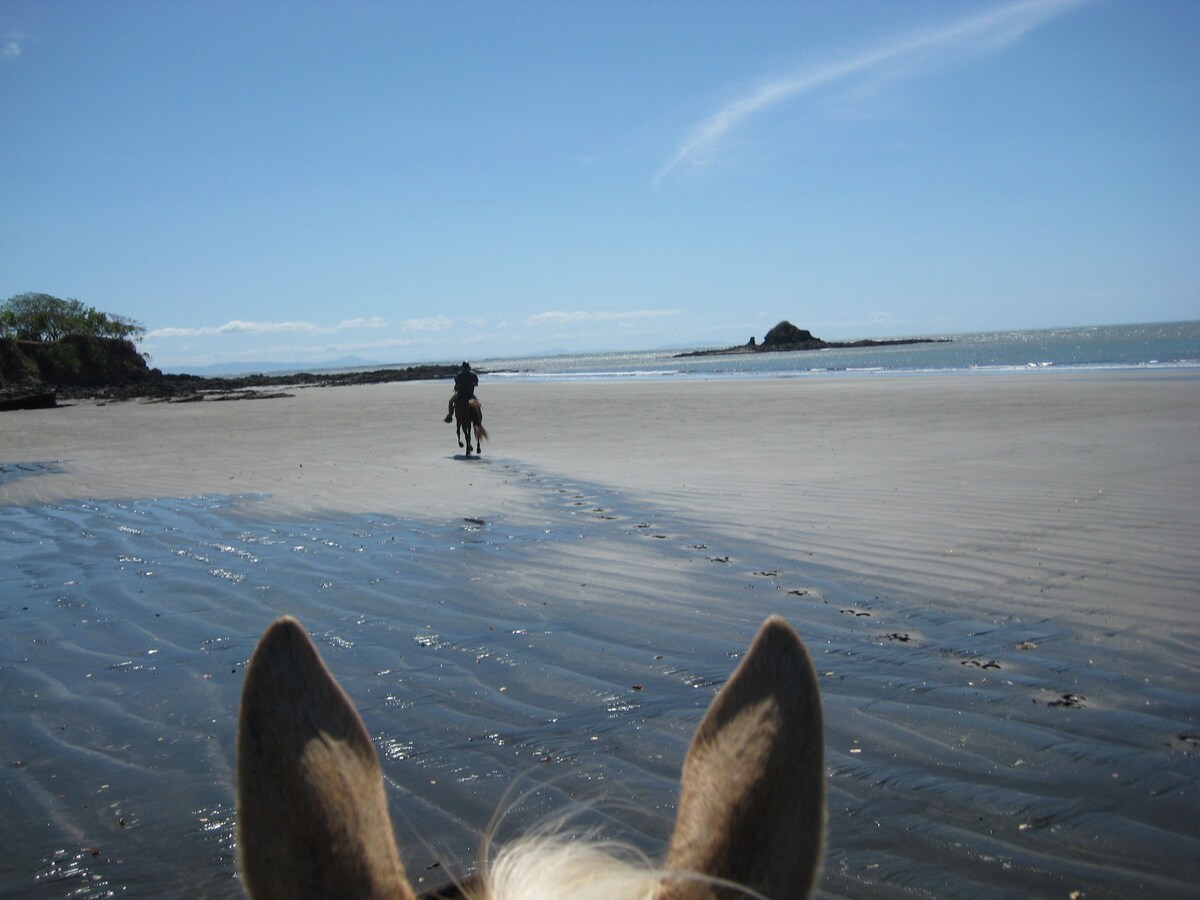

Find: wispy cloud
[147,316,386,339]
[461,315,496,328]
[654,0,1092,186]
[401,315,455,332]
[1,39,21,60]
[526,309,680,326]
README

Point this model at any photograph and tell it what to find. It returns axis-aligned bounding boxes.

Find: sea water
[473,320,1200,381]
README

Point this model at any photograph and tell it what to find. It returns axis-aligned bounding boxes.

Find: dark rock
[0,391,57,412]
[676,320,950,358]
[0,339,42,387]
[1,335,150,389]
[762,321,817,347]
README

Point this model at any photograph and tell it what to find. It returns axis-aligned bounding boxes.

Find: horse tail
[469,398,488,442]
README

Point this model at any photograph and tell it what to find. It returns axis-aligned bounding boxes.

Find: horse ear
[662,616,825,899]
[237,617,415,900]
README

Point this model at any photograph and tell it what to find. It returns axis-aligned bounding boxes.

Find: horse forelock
[484,835,659,900]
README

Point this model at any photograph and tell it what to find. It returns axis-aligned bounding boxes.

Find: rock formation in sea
[675,320,947,358]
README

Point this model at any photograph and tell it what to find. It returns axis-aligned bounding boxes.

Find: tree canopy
[0,293,146,343]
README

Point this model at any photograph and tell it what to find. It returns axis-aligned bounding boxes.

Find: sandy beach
[2,371,1198,897]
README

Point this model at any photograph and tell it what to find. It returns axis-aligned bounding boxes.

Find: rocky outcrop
[0,339,42,387]
[1,335,155,408]
[676,320,948,358]
[1,335,151,392]
[762,321,822,349]
[0,391,57,411]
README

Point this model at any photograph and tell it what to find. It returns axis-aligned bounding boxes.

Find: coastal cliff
[676,320,947,358]
[1,335,152,390]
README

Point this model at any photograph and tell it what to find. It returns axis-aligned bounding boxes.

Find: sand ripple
[2,481,1197,898]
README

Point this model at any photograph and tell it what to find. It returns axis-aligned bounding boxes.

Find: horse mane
[483,835,660,900]
[448,833,764,900]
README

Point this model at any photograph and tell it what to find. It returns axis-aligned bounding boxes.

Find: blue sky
[2,1,1197,371]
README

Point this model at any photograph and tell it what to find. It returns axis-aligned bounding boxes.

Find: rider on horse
[444,361,478,423]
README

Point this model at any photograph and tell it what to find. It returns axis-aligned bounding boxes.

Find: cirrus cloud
[655,0,1094,186]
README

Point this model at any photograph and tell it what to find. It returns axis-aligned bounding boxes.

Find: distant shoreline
[0,334,466,405]
[107,363,463,403]
[8,320,1199,405]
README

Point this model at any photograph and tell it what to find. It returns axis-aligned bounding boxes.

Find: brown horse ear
[662,616,826,899]
[237,617,415,900]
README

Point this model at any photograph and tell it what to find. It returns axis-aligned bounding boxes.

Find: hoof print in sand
[1046,692,1086,709]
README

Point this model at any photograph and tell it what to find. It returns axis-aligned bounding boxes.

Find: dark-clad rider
[444,361,479,423]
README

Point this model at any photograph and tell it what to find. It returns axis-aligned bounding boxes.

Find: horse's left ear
[236,617,416,900]
[662,616,826,899]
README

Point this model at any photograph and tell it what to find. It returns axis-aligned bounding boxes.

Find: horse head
[236,615,825,898]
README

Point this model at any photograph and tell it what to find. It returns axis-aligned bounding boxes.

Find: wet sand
[1,371,1198,897]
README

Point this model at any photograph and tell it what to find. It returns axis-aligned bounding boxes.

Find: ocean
[471,320,1200,381]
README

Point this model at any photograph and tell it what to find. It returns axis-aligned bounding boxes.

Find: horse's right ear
[237,617,416,900]
[663,616,826,899]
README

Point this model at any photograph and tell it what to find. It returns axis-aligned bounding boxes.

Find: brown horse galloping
[454,397,488,456]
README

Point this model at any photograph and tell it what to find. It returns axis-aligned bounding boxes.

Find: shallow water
[2,462,1198,898]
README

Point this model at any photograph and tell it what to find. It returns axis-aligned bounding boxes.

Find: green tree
[0,293,145,342]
